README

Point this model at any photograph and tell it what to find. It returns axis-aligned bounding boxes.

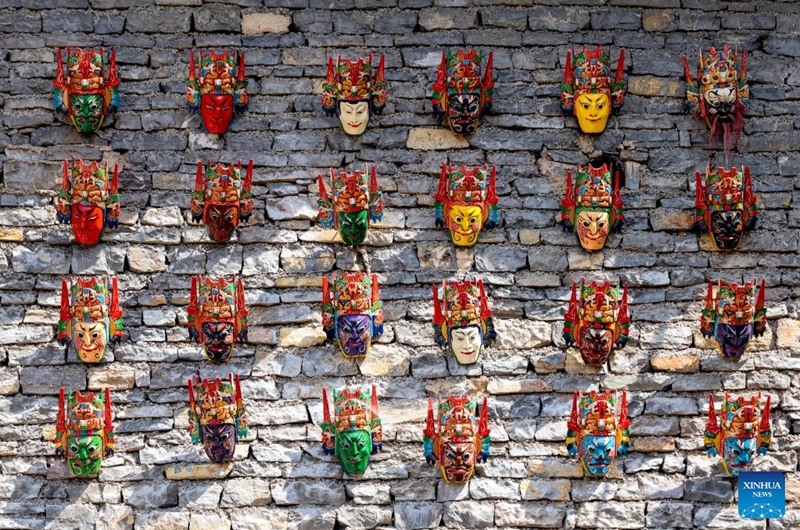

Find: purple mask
[337,315,372,358]
[716,323,754,360]
[201,423,237,463]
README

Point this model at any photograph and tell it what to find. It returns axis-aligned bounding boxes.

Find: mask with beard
[321,55,386,136]
[190,160,254,243]
[563,280,630,366]
[560,46,626,134]
[188,374,248,463]
[694,166,757,251]
[317,165,383,246]
[704,393,771,477]
[186,50,248,135]
[321,386,382,475]
[322,272,384,359]
[187,276,249,364]
[432,50,493,135]
[566,391,630,477]
[700,279,766,361]
[53,47,119,133]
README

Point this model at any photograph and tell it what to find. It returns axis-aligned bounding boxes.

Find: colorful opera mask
[54,47,120,134]
[700,279,766,361]
[322,55,387,136]
[683,45,748,150]
[423,395,490,484]
[56,159,120,246]
[187,276,249,364]
[704,392,771,477]
[321,272,384,359]
[317,165,384,246]
[432,49,494,135]
[58,277,124,363]
[55,388,114,478]
[694,167,757,251]
[434,164,498,247]
[188,374,248,463]
[561,163,624,252]
[567,390,630,477]
[563,280,630,366]
[432,279,497,365]
[561,47,625,134]
[190,160,254,243]
[186,50,248,135]
[321,385,382,475]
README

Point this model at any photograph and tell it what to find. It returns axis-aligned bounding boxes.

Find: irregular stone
[406,128,469,150]
[242,13,291,34]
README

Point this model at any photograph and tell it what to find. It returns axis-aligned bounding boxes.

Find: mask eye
[469,217,477,224]
[69,444,78,453]
[455,216,463,223]
[583,103,590,109]
[597,103,604,110]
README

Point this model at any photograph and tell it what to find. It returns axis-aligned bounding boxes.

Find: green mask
[337,210,369,246]
[69,94,105,133]
[336,430,372,474]
[67,435,104,477]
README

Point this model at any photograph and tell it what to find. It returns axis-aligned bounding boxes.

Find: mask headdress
[432,278,497,365]
[683,45,748,153]
[704,392,771,476]
[566,390,630,477]
[54,47,119,133]
[561,161,624,251]
[700,278,766,361]
[56,159,120,246]
[431,49,494,135]
[55,387,115,477]
[186,50,248,135]
[58,276,124,363]
[563,280,630,366]
[317,165,383,246]
[190,159,254,243]
[321,385,382,474]
[693,166,757,251]
[434,163,499,247]
[321,272,384,359]
[423,395,491,484]
[188,374,248,463]
[187,275,249,363]
[560,46,625,134]
[321,54,386,135]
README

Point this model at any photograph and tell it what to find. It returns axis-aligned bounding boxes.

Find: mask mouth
[457,350,475,356]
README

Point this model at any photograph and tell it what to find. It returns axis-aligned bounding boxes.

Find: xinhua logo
[738,471,785,519]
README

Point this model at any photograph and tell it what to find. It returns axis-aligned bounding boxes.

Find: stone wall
[0,0,799,529]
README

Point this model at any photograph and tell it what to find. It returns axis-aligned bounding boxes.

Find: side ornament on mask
[321,385,382,475]
[694,166,757,251]
[434,163,498,247]
[423,395,490,484]
[432,49,493,135]
[700,279,766,361]
[567,390,630,477]
[58,276,124,363]
[322,54,386,136]
[561,46,625,134]
[561,161,624,252]
[318,165,383,246]
[190,160,254,243]
[683,45,748,151]
[54,47,120,134]
[188,374,248,464]
[563,280,630,366]
[321,272,384,359]
[186,50,248,135]
[432,278,497,365]
[55,388,114,478]
[705,392,771,477]
[187,276,249,364]
[57,159,120,246]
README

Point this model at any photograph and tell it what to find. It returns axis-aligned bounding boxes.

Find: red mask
[206,203,240,243]
[200,94,234,135]
[71,204,105,246]
[56,159,120,246]
[186,50,248,136]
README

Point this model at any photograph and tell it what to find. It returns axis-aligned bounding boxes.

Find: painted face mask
[187,276,249,364]
[694,166,757,251]
[54,47,120,134]
[561,47,625,134]
[188,374,248,463]
[317,165,384,246]
[55,388,114,478]
[567,390,630,477]
[321,272,384,359]
[563,280,630,366]
[434,164,498,247]
[186,50,248,135]
[432,279,497,365]
[561,162,624,252]
[432,50,493,135]
[700,279,766,361]
[56,159,120,246]
[705,392,771,477]
[423,395,490,484]
[321,385,382,475]
[58,277,124,363]
[190,160,254,243]
[683,45,748,152]
[322,55,387,136]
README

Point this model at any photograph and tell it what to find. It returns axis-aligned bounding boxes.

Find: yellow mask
[575,93,611,134]
[576,210,610,251]
[448,205,483,247]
